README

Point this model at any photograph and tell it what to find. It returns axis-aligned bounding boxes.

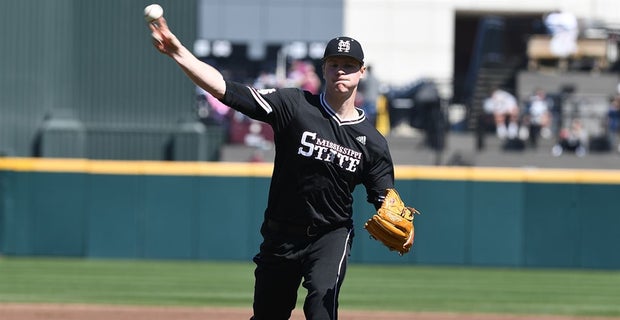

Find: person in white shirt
[544,10,579,58]
[523,88,553,148]
[483,87,520,139]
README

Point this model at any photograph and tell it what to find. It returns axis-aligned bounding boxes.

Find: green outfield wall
[0,0,199,160]
[1,158,619,269]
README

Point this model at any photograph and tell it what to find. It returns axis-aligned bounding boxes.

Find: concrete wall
[196,0,620,87]
[345,0,620,86]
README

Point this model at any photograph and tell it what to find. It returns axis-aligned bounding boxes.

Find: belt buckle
[306,226,317,237]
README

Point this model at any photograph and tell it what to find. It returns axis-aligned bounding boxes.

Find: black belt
[266,219,336,237]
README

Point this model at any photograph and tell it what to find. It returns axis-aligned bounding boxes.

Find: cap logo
[337,40,351,53]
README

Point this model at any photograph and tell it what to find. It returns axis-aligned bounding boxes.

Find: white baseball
[144,4,164,22]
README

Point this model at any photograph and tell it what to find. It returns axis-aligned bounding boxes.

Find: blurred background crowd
[1,0,620,169]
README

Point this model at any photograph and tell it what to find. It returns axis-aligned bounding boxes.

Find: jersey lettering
[298,132,316,157]
[298,131,361,172]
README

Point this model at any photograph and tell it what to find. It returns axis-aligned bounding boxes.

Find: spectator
[552,118,588,157]
[300,62,322,94]
[287,60,321,94]
[523,88,553,149]
[483,86,520,140]
[253,70,279,89]
[607,95,620,153]
[358,65,381,126]
[196,86,232,129]
[543,10,579,59]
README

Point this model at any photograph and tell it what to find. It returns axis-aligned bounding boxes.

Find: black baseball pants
[250,226,353,320]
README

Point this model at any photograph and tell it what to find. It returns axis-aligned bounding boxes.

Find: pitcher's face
[322,56,365,94]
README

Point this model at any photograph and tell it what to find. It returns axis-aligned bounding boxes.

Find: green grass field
[0,257,619,317]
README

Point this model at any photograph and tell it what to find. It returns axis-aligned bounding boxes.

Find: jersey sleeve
[219,80,297,132]
[363,138,395,207]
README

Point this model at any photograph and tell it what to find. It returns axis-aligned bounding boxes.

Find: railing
[526,35,609,70]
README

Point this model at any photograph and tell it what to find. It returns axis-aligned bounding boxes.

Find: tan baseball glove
[364,188,420,255]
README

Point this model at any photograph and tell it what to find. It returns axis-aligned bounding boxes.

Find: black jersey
[221,81,395,229]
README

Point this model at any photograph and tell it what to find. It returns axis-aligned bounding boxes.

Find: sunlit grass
[0,257,618,317]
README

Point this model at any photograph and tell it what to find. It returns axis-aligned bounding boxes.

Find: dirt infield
[0,303,617,320]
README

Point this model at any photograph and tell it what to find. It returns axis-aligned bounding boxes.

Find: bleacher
[220,127,619,170]
[526,34,609,71]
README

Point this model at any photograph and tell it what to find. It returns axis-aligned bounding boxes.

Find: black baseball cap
[322,36,364,65]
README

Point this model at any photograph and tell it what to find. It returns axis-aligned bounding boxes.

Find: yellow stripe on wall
[1,157,620,184]
[0,157,274,177]
[396,165,620,184]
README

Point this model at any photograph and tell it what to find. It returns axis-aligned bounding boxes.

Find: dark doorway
[452,11,548,104]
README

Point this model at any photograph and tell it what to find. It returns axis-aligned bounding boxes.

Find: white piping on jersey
[320,93,366,126]
[331,228,352,319]
[247,86,274,114]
